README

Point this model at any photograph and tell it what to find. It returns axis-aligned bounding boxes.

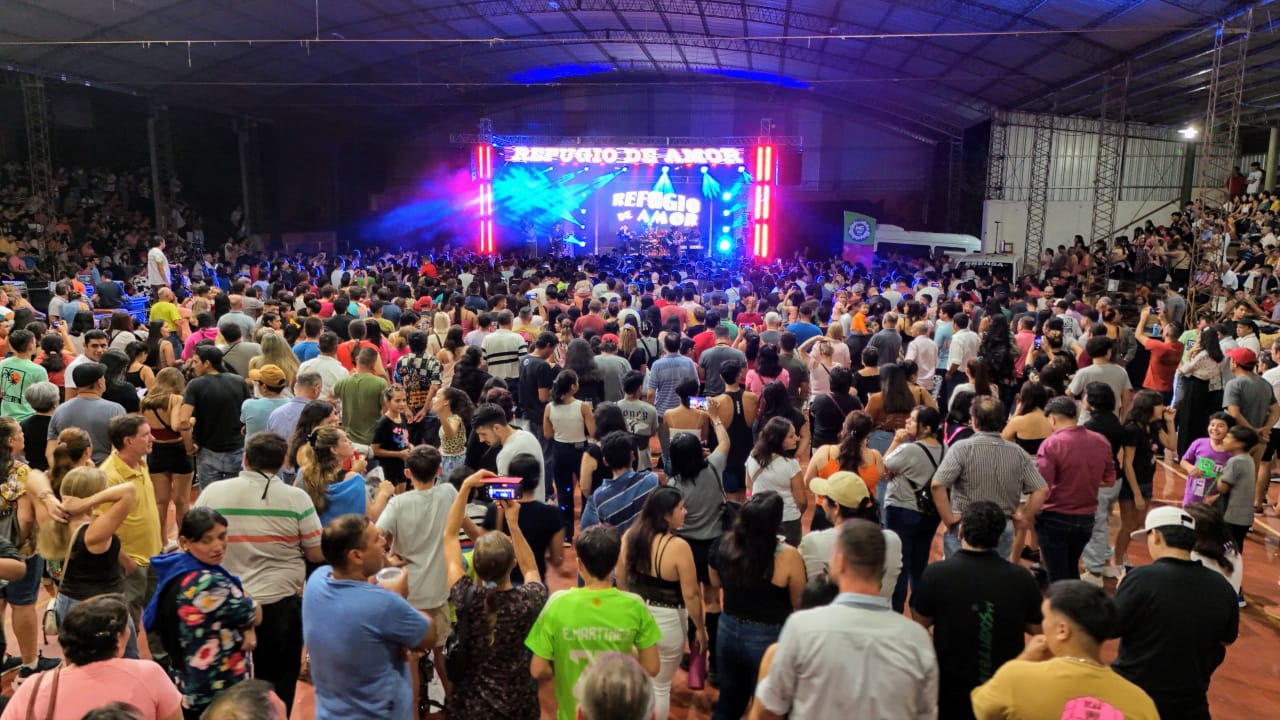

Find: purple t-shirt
[1181,438,1232,505]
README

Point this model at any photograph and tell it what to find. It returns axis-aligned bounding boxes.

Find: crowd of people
[0,175,1272,720]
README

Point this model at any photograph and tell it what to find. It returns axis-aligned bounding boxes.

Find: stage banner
[843,211,877,266]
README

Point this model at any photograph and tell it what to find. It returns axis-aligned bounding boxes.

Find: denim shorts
[0,555,45,606]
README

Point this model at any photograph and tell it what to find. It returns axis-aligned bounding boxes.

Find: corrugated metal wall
[998,120,1188,202]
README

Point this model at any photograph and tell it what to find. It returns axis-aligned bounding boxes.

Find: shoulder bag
[909,442,942,517]
[708,462,740,532]
[25,664,61,720]
[42,525,84,641]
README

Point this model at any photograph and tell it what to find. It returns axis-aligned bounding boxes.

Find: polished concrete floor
[7,465,1277,719]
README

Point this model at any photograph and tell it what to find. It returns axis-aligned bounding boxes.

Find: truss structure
[1024,114,1054,269]
[985,112,1008,201]
[1186,8,1251,314]
[235,118,264,238]
[946,138,964,231]
[1090,63,1129,246]
[147,102,177,233]
[19,76,54,207]
[1194,11,1250,211]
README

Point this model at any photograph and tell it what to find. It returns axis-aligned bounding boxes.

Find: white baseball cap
[1129,505,1196,539]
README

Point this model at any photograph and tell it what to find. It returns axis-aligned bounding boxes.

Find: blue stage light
[737,166,746,173]
[721,226,730,233]
[722,210,731,216]
[722,191,733,201]
[700,166,708,174]
[661,166,670,173]
[718,238,731,252]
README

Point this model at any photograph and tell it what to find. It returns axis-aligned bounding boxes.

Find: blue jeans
[713,614,782,720]
[943,518,1014,559]
[1035,511,1095,583]
[53,593,140,659]
[884,506,940,613]
[196,447,244,489]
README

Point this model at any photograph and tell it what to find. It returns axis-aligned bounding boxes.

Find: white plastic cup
[375,567,404,588]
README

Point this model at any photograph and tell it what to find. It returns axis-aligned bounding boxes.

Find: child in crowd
[370,384,411,491]
[1205,426,1258,560]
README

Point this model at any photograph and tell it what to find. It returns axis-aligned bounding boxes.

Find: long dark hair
[837,411,874,471]
[967,359,993,397]
[287,400,336,470]
[758,380,800,430]
[625,487,683,579]
[1184,503,1235,575]
[879,363,916,415]
[1123,388,1163,429]
[551,368,579,404]
[564,338,601,384]
[719,491,784,587]
[750,416,793,468]
[1198,326,1225,363]
[40,333,67,373]
[145,319,166,370]
[669,433,707,483]
[756,345,783,379]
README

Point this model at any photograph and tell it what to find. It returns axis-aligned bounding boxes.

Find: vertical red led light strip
[475,145,494,253]
[751,145,776,259]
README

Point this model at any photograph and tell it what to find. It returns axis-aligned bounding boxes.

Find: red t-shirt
[735,312,763,328]
[337,339,380,370]
[1142,338,1184,392]
[692,331,717,361]
[573,313,606,337]
[660,304,686,330]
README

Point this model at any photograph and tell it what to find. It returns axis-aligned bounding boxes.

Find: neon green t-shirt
[149,300,182,331]
[525,587,661,720]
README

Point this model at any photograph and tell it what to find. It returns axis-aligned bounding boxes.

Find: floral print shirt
[174,568,257,711]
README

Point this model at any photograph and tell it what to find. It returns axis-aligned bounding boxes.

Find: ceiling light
[1178,125,1199,140]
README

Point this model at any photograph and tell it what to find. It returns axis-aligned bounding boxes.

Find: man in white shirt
[64,330,110,399]
[297,332,351,397]
[147,236,171,292]
[943,313,980,406]
[471,403,545,485]
[904,321,937,391]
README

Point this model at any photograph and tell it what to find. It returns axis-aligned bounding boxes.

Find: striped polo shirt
[193,471,323,605]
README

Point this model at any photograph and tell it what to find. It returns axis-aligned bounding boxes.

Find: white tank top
[549,399,588,443]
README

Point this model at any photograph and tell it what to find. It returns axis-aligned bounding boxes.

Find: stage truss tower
[20,76,54,207]
[1188,8,1251,312]
[1090,63,1129,248]
[1024,113,1054,270]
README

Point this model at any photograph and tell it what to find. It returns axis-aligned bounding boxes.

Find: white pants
[647,603,688,720]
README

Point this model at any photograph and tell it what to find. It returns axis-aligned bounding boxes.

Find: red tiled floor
[10,468,1278,719]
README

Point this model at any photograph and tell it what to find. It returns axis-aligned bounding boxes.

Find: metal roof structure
[2,1,1279,139]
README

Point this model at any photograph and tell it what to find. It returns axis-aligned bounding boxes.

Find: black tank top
[1015,435,1046,455]
[629,535,685,608]
[724,389,753,471]
[59,525,125,600]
